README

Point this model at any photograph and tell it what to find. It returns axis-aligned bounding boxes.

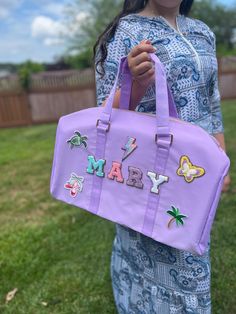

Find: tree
[64,0,122,68]
[191,0,236,54]
[63,50,93,70]
[17,61,44,90]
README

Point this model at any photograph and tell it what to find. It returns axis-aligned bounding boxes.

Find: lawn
[0,100,235,314]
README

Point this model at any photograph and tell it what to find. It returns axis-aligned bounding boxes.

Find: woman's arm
[214,133,226,151]
[209,31,231,192]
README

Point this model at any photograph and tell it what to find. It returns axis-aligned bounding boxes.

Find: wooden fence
[29,69,96,124]
[0,57,236,128]
[0,69,96,128]
[218,56,236,100]
[0,91,32,128]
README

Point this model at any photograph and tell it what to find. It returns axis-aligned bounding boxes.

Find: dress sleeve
[95,23,137,107]
[209,32,224,134]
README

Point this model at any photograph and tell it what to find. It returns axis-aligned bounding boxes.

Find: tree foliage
[63,50,94,69]
[64,0,122,69]
[17,61,45,90]
[191,0,236,54]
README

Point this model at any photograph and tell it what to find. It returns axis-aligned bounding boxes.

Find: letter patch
[87,155,106,177]
[177,155,205,183]
[107,162,124,183]
[126,166,144,189]
[147,171,169,194]
[64,173,84,197]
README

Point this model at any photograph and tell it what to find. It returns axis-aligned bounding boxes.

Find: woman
[94,0,230,313]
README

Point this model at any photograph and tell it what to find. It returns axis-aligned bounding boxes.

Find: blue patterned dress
[95,13,224,314]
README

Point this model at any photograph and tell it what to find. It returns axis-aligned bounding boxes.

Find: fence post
[218,57,222,76]
[23,91,33,125]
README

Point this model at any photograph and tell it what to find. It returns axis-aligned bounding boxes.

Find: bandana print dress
[95,13,224,314]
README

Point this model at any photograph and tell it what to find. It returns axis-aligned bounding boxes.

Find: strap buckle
[155,133,173,146]
[96,119,110,132]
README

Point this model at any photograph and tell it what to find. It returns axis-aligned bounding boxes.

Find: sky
[0,0,235,64]
[0,0,85,64]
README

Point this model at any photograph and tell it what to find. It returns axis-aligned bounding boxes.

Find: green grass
[0,100,235,313]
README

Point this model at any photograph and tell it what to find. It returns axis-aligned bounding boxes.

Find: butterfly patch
[64,173,84,197]
[177,155,205,183]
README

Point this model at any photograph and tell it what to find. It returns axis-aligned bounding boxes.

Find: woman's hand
[101,40,156,109]
[222,173,231,192]
[128,39,156,89]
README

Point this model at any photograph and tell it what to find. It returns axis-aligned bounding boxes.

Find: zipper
[113,108,223,150]
[160,16,202,72]
[117,107,197,126]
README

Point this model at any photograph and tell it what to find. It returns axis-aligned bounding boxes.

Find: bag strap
[92,54,173,218]
[98,53,172,137]
[119,58,178,119]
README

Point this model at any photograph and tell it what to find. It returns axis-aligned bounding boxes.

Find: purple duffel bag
[50,53,230,255]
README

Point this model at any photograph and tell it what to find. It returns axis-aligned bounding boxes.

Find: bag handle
[98,53,172,137]
[119,58,178,118]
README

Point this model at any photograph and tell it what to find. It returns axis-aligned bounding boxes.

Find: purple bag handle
[119,58,178,118]
[98,53,173,136]
[91,54,173,216]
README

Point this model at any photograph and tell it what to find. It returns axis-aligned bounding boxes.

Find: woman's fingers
[132,61,153,77]
[130,43,156,58]
[140,39,151,45]
[127,40,156,88]
[134,67,155,84]
[132,52,151,66]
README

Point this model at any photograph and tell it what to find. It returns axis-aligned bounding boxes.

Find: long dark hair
[94,0,194,76]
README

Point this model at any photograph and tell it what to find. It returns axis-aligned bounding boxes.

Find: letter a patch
[107,162,124,183]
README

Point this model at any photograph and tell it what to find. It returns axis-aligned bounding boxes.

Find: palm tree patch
[167,206,187,228]
[67,131,88,149]
[177,155,205,183]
